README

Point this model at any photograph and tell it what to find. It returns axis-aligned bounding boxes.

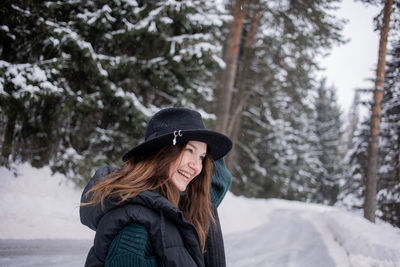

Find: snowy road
[0,211,337,267]
[224,209,340,267]
[0,220,335,267]
[0,239,91,267]
[0,209,341,267]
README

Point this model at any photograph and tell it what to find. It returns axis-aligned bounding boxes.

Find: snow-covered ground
[219,194,400,267]
[1,164,400,267]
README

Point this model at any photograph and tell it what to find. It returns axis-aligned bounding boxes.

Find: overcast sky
[320,1,381,114]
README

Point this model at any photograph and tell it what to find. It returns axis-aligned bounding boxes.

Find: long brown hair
[82,142,214,252]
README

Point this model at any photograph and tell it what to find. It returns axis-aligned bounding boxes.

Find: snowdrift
[0,164,93,240]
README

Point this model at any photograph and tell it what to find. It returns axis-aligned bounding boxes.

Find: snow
[1,164,400,267]
[219,194,400,267]
[0,164,93,240]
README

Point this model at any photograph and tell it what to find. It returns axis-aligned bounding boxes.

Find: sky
[320,1,381,114]
[1,163,400,266]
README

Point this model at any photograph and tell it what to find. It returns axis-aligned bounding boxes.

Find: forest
[0,0,399,227]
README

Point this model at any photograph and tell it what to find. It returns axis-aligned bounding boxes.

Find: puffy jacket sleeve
[105,223,157,267]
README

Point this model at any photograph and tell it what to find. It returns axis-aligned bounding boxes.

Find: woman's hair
[82,142,214,252]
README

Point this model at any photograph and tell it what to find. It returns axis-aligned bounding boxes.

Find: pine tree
[227,0,345,201]
[376,30,400,227]
[313,79,344,205]
[364,0,394,223]
[0,0,227,183]
[339,118,370,210]
[339,2,400,226]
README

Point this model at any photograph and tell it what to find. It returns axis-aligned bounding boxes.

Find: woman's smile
[177,169,193,179]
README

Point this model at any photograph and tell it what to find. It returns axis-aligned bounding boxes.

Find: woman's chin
[177,184,187,192]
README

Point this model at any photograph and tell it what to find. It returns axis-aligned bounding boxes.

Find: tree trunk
[226,7,261,169]
[215,0,249,134]
[364,0,393,223]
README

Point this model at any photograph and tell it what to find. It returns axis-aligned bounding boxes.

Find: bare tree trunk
[226,7,261,169]
[364,0,393,223]
[215,0,249,134]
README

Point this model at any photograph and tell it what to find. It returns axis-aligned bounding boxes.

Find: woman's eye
[186,148,193,153]
[200,156,205,161]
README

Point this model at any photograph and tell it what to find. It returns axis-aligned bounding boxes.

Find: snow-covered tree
[339,117,370,210]
[0,0,227,183]
[227,0,345,201]
[312,80,344,205]
[376,35,400,227]
[340,3,400,226]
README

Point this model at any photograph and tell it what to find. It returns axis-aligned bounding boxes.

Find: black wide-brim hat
[122,107,232,162]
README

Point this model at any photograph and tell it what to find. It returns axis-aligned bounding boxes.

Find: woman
[80,107,232,267]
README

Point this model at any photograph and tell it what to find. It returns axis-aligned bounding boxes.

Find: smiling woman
[80,107,232,267]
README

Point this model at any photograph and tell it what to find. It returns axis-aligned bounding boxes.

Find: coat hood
[80,166,117,231]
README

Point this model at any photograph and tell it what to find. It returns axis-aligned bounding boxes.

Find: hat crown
[145,108,205,141]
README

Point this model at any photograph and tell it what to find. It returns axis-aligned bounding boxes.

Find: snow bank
[321,210,400,266]
[0,164,93,239]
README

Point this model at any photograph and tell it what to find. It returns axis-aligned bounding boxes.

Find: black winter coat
[80,167,226,267]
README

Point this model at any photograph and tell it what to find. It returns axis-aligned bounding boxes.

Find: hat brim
[122,130,232,162]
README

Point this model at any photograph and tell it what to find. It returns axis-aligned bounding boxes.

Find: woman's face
[170,140,207,191]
